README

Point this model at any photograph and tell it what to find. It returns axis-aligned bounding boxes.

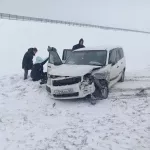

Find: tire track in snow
[0,72,150,150]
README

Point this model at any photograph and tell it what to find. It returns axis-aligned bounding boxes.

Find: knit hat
[35,56,43,64]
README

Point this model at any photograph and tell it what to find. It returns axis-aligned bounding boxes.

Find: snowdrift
[0,69,150,150]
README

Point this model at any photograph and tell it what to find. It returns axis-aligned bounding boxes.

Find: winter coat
[72,44,85,50]
[22,48,35,70]
[31,57,49,81]
[72,39,85,50]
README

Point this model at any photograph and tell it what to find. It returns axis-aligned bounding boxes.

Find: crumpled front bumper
[46,79,95,99]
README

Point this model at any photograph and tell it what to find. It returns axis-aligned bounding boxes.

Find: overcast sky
[0,0,150,31]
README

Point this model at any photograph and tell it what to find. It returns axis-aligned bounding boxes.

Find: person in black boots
[31,56,49,84]
[72,38,85,50]
[22,48,38,80]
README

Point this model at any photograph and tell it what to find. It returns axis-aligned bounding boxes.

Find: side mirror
[109,60,115,66]
[111,61,116,66]
[53,61,62,66]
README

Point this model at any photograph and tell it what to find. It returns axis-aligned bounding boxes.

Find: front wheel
[119,69,125,82]
[93,80,109,99]
[100,80,109,99]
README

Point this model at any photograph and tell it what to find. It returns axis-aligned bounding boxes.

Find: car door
[108,49,120,86]
[47,47,62,73]
[116,48,122,74]
[117,48,125,74]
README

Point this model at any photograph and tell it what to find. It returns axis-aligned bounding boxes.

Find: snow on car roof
[75,45,122,51]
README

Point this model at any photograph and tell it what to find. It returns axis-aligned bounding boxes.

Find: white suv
[46,46,126,100]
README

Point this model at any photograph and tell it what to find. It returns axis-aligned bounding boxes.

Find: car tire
[119,69,125,82]
[100,80,109,99]
[93,80,109,99]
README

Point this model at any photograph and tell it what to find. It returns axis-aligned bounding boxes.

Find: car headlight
[83,73,94,84]
[79,74,94,90]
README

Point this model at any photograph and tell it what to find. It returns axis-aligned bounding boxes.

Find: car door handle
[117,66,119,68]
[48,66,51,68]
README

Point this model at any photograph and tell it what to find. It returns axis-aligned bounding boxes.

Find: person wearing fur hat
[72,38,85,50]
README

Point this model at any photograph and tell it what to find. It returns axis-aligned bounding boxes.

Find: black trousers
[32,72,47,81]
[41,72,47,80]
[24,69,28,80]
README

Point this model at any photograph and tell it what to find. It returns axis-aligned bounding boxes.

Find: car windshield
[65,50,107,66]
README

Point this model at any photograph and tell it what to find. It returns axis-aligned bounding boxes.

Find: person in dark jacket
[22,48,38,80]
[31,56,49,84]
[72,38,85,50]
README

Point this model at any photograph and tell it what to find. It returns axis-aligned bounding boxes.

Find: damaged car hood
[49,64,101,76]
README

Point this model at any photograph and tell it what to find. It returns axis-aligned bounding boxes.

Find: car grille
[50,75,69,79]
[53,92,79,98]
[53,77,81,86]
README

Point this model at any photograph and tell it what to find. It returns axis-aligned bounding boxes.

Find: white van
[46,46,126,100]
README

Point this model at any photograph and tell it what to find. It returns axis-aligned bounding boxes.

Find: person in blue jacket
[31,56,49,84]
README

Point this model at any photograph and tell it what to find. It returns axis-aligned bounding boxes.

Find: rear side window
[116,49,120,61]
[116,48,124,61]
[108,49,117,64]
[118,48,124,59]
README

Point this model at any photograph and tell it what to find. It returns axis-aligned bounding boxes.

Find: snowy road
[0,69,150,150]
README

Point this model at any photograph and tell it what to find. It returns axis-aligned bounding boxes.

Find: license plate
[54,88,73,95]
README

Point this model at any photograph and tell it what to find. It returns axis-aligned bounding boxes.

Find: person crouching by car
[31,56,49,84]
[22,47,38,80]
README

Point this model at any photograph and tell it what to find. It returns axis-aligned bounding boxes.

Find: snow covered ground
[0,19,150,150]
[0,69,150,150]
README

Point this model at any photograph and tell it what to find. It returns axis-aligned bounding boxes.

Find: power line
[0,13,150,34]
